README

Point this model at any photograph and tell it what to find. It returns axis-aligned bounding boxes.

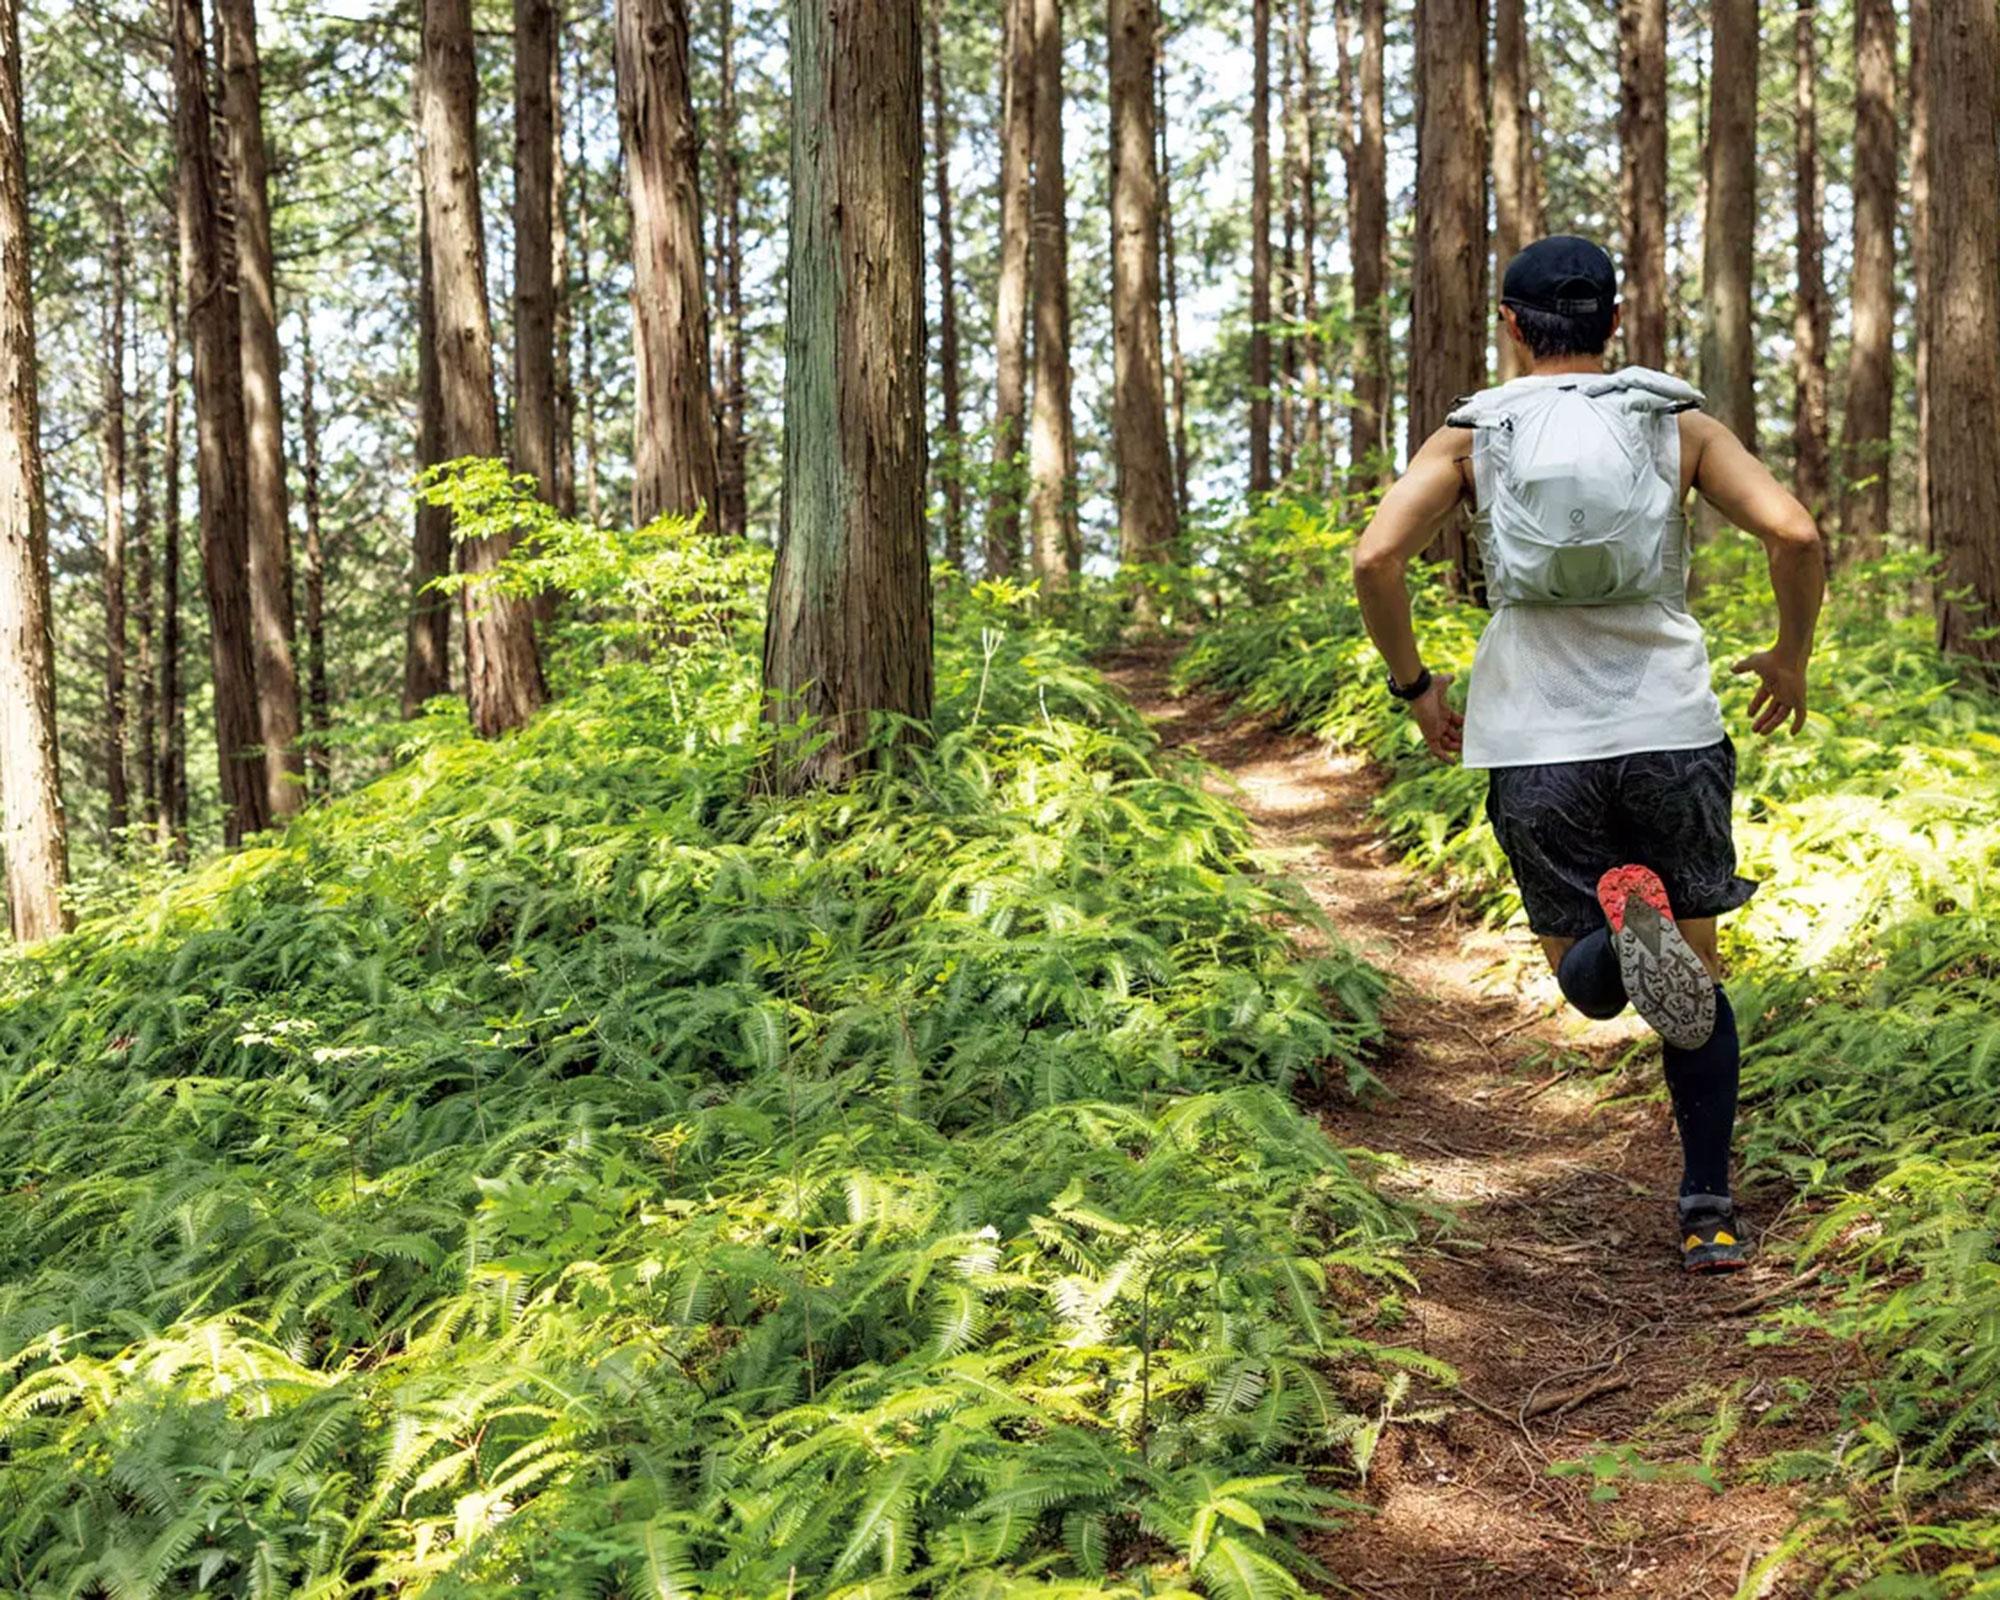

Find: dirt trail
[1104,644,1836,1600]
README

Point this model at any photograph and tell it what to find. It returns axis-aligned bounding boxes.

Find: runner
[1351,235,1825,1272]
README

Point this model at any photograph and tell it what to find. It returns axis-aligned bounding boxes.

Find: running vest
[1447,367,1704,609]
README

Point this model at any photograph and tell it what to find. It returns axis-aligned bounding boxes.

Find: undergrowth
[0,482,1428,1598]
[1177,494,2000,1596]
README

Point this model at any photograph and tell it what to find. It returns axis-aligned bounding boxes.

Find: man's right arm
[1684,412,1825,736]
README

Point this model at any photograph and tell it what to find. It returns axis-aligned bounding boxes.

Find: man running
[1352,235,1825,1272]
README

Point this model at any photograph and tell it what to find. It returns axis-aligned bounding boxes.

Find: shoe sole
[1598,867,1716,1050]
[1683,1249,1751,1274]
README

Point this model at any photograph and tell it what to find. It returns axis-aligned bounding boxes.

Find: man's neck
[1526,355,1609,378]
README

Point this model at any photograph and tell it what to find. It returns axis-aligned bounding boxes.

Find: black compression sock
[1557,927,1628,1019]
[1664,989,1739,1198]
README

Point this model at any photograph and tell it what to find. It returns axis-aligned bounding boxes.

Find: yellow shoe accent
[1684,1234,1702,1251]
[1713,1231,1736,1246]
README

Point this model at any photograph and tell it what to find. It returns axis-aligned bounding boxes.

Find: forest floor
[1104,642,1846,1600]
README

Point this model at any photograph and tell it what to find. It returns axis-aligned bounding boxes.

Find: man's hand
[1409,673,1465,761]
[1731,650,1809,736]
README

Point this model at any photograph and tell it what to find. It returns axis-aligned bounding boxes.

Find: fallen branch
[1721,1263,1827,1318]
[1523,1371,1633,1420]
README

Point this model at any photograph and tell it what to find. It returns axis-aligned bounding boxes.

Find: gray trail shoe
[1679,1192,1750,1273]
[1596,864,1717,1049]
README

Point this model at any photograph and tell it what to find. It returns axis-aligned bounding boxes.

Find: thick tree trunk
[1109,0,1177,603]
[1790,0,1829,521]
[101,198,130,840]
[1345,0,1389,480]
[159,251,187,853]
[420,0,547,736]
[1910,0,1931,560]
[216,0,303,819]
[515,0,559,506]
[1292,0,1322,483]
[402,196,452,714]
[1028,0,1079,588]
[300,313,331,795]
[711,0,748,535]
[615,0,718,525]
[1249,0,1273,493]
[927,0,965,567]
[1157,40,1189,525]
[1839,0,1895,555]
[1276,24,1296,480]
[1615,0,1667,369]
[552,15,577,516]
[1493,0,1533,380]
[764,0,931,788]
[172,0,270,843]
[1699,0,1758,463]
[985,0,1034,575]
[1926,0,2000,666]
[0,0,69,940]
[1408,0,1487,590]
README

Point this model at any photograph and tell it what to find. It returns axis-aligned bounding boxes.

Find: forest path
[1103,642,1834,1600]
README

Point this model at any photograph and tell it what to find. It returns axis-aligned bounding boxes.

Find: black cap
[1501,235,1618,317]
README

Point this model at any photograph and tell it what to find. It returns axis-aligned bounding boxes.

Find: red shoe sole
[1597,864,1675,936]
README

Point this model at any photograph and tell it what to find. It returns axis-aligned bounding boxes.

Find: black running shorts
[1484,737,1758,939]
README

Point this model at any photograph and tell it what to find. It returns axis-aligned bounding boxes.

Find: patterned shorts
[1484,738,1758,939]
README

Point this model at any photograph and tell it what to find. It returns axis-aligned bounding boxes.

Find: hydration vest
[1446,366,1703,608]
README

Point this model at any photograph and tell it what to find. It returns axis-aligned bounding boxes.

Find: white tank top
[1460,407,1725,769]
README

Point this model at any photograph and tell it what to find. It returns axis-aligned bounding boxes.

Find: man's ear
[1499,303,1525,350]
[1609,302,1624,337]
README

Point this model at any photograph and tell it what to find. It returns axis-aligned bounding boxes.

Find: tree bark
[1344,0,1389,480]
[0,0,69,940]
[927,0,965,568]
[1790,0,1828,521]
[1699,0,1758,463]
[160,243,187,853]
[552,13,577,516]
[711,0,748,535]
[132,323,156,825]
[515,0,559,507]
[1276,22,1296,480]
[1839,0,1895,555]
[985,0,1034,575]
[402,184,452,714]
[615,0,718,525]
[572,21,603,528]
[1157,38,1190,524]
[215,0,303,819]
[764,0,932,788]
[1926,0,2000,666]
[1028,0,1078,587]
[1292,0,1322,483]
[1910,0,1931,561]
[419,0,548,735]
[1408,0,1487,590]
[1492,0,1531,380]
[1249,0,1273,493]
[101,196,130,840]
[299,312,331,795]
[173,0,270,843]
[1109,0,1176,603]
[1615,0,1666,369]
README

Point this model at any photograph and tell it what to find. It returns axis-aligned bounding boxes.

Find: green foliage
[1179,502,2000,1591]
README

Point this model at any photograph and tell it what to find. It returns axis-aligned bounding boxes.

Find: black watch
[1387,666,1433,702]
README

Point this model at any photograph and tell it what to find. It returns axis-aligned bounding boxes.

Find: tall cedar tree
[1408,0,1486,592]
[132,305,156,821]
[1791,0,1829,521]
[299,313,331,793]
[1493,0,1534,380]
[552,25,577,515]
[1108,0,1176,604]
[926,0,965,567]
[1926,0,2000,666]
[216,0,304,818]
[1342,0,1389,479]
[1157,42,1189,523]
[1616,0,1667,369]
[1839,0,1895,553]
[418,0,548,735]
[402,199,452,714]
[711,0,748,534]
[615,0,719,524]
[1291,0,1321,481]
[0,0,69,939]
[1275,25,1295,475]
[515,0,559,506]
[764,0,932,786]
[1699,0,1757,464]
[1028,0,1078,585]
[985,0,1033,575]
[1248,0,1272,493]
[1910,0,1931,557]
[101,197,130,837]
[172,0,270,842]
[159,245,188,850]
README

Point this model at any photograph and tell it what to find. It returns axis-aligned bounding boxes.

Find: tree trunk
[0,0,69,940]
[1157,39,1189,525]
[172,0,270,843]
[764,0,932,788]
[1344,0,1389,481]
[985,0,1034,575]
[573,21,603,527]
[1292,0,1322,483]
[1699,0,1758,463]
[1839,0,1895,556]
[1615,0,1666,369]
[1276,22,1296,480]
[927,0,965,567]
[1249,0,1273,493]
[419,0,548,736]
[515,0,559,506]
[1926,0,2000,666]
[552,12,577,516]
[1028,0,1079,588]
[711,0,748,535]
[101,197,130,840]
[299,312,331,795]
[1790,0,1828,521]
[1408,0,1487,590]
[615,0,718,525]
[1109,0,1176,604]
[1492,0,1531,380]
[160,245,187,854]
[215,0,303,819]
[1911,0,1931,561]
[402,194,452,714]
[132,328,156,824]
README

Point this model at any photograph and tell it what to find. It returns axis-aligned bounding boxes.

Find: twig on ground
[1721,1263,1826,1318]
[1524,1370,1634,1420]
